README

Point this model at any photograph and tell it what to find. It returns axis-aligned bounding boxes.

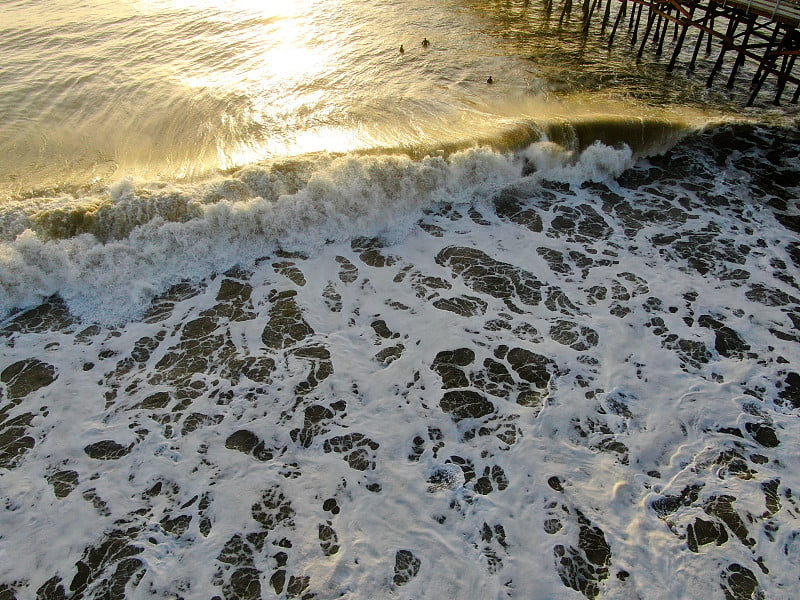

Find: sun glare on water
[132,0,364,167]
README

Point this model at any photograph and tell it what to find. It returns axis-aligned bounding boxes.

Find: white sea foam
[0,142,628,324]
[1,124,798,599]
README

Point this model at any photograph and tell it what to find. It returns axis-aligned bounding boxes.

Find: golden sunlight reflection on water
[0,0,734,198]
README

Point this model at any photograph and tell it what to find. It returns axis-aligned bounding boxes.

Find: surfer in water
[400,44,404,53]
[487,76,493,84]
[422,37,430,47]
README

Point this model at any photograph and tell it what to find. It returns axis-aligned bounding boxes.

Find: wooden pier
[571,0,800,104]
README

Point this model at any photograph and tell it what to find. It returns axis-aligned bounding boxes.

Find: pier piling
[538,0,800,104]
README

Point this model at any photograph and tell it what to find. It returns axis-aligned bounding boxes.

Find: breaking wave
[0,115,701,324]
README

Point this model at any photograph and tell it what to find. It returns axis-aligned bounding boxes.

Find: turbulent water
[1,1,800,599]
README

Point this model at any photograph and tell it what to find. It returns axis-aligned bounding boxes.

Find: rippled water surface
[1,0,740,193]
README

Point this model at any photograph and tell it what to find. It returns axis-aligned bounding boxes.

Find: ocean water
[1,1,800,599]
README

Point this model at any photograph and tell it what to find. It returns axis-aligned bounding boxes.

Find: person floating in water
[422,37,430,47]
[487,76,493,84]
[399,44,404,53]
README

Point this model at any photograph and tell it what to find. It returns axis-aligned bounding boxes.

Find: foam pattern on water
[1,124,799,599]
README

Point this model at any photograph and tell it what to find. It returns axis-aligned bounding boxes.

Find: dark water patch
[687,517,729,552]
[225,566,262,600]
[0,296,76,337]
[35,576,66,600]
[602,390,634,420]
[703,495,755,548]
[547,285,593,316]
[290,403,336,448]
[537,247,572,275]
[657,331,711,370]
[777,371,800,408]
[335,255,358,283]
[410,427,444,462]
[432,348,474,389]
[261,290,314,350]
[143,281,205,324]
[479,522,509,573]
[595,437,629,465]
[650,483,704,519]
[374,343,404,365]
[473,464,509,495]
[432,295,488,316]
[720,563,764,600]
[409,435,426,462]
[322,282,342,312]
[393,264,452,298]
[393,549,421,587]
[323,433,379,471]
[212,276,256,322]
[134,390,171,410]
[122,335,162,371]
[745,283,799,308]
[698,315,751,359]
[225,430,278,462]
[600,185,688,237]
[322,497,340,515]
[493,188,543,232]
[0,412,35,469]
[440,390,495,421]
[1,358,57,401]
[150,318,244,389]
[616,162,669,190]
[83,439,133,460]
[83,488,111,516]
[761,479,781,518]
[291,344,333,397]
[181,412,224,436]
[352,236,398,268]
[715,449,757,480]
[272,261,306,287]
[662,227,748,277]
[744,422,780,448]
[69,529,145,599]
[469,207,490,226]
[552,508,612,599]
[568,409,629,465]
[419,221,446,237]
[474,415,523,449]
[217,534,255,568]
[550,320,599,351]
[216,534,264,600]
[251,485,296,536]
[436,246,543,313]
[503,346,553,406]
[547,204,612,244]
[472,357,515,399]
[777,214,800,235]
[318,521,340,556]
[215,273,253,304]
[370,319,397,340]
[47,469,79,498]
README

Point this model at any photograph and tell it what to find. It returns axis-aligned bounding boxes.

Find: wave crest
[0,119,699,324]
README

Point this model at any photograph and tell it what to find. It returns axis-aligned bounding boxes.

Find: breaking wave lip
[0,115,704,325]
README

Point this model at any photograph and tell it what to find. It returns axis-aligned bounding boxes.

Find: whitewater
[1,1,799,599]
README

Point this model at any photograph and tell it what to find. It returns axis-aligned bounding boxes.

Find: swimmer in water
[422,37,430,47]
[487,76,493,84]
[400,44,404,53]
